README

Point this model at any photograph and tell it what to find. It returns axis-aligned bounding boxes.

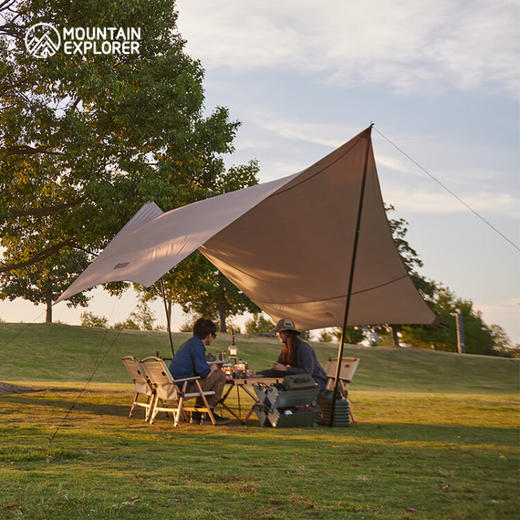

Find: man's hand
[272,362,288,371]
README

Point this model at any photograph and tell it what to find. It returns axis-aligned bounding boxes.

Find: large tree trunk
[45,290,53,323]
[391,324,400,347]
[218,303,227,333]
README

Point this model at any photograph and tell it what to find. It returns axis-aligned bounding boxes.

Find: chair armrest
[172,376,202,383]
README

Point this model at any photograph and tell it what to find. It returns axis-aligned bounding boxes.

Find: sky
[1,0,519,343]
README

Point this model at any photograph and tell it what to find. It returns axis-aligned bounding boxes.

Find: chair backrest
[140,356,180,401]
[324,357,360,382]
[121,355,153,395]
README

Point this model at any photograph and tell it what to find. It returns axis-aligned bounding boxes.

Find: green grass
[0,323,518,393]
[0,323,519,519]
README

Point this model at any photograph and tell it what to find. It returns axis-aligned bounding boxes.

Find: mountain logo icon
[25,23,61,58]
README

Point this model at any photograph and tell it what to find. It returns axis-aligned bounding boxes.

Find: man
[169,318,231,425]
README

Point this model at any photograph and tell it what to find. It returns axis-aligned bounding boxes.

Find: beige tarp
[57,128,436,329]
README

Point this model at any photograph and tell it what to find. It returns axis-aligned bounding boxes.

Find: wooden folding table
[218,377,282,424]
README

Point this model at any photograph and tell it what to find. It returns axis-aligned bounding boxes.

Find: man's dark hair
[193,318,217,339]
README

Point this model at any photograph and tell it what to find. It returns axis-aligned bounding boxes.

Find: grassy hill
[0,322,518,393]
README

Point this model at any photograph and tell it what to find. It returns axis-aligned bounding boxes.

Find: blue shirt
[169,336,211,381]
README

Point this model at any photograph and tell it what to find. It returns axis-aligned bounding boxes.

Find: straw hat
[272,317,300,334]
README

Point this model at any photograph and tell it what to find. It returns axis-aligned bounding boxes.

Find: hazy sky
[2,0,519,343]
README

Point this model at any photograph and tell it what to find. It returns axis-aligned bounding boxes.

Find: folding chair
[324,357,360,422]
[140,356,216,427]
[120,355,155,421]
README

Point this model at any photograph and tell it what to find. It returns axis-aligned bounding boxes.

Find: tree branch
[6,144,64,156]
[0,0,16,12]
[0,238,76,273]
[72,244,96,256]
[10,197,86,218]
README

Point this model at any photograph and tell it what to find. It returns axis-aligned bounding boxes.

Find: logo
[25,23,61,58]
[24,24,141,57]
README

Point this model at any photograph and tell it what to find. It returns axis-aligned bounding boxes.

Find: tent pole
[329,125,373,426]
[160,277,175,358]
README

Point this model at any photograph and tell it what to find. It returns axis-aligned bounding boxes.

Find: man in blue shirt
[169,318,230,425]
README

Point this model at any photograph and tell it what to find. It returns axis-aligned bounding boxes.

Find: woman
[265,317,328,389]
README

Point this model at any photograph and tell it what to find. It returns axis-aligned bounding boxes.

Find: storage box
[317,390,350,426]
[252,376,320,427]
[267,406,320,428]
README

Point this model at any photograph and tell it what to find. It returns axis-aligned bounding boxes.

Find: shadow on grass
[0,394,130,417]
[1,396,517,449]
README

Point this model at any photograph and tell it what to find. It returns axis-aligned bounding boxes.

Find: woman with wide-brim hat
[260,317,328,389]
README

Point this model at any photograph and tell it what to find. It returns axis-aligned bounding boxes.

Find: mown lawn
[1,323,518,394]
[0,324,519,519]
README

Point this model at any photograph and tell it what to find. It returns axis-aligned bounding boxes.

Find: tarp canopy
[57,128,437,330]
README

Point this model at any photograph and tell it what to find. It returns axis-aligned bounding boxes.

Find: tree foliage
[332,326,364,345]
[385,204,437,300]
[80,311,108,328]
[0,0,244,316]
[245,313,275,335]
[400,286,495,355]
[383,205,498,355]
[129,301,155,331]
[0,249,90,322]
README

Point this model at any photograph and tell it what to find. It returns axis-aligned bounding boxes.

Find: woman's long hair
[280,331,299,366]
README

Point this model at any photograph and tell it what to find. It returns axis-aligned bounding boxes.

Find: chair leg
[174,397,184,427]
[194,380,216,425]
[144,393,154,422]
[145,393,155,422]
[149,394,160,424]
[129,392,139,418]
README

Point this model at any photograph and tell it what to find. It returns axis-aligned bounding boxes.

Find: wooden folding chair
[139,356,216,427]
[324,357,360,422]
[120,355,155,421]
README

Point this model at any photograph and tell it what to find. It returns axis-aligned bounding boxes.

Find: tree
[331,326,364,345]
[400,286,495,355]
[318,330,333,342]
[385,204,437,300]
[489,324,512,350]
[129,301,155,331]
[113,318,140,331]
[80,311,108,328]
[0,249,90,322]
[0,0,243,311]
[486,324,519,357]
[383,206,502,355]
[245,313,275,334]
[384,204,437,346]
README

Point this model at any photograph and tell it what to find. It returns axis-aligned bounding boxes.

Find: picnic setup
[57,126,437,429]
[121,345,360,428]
